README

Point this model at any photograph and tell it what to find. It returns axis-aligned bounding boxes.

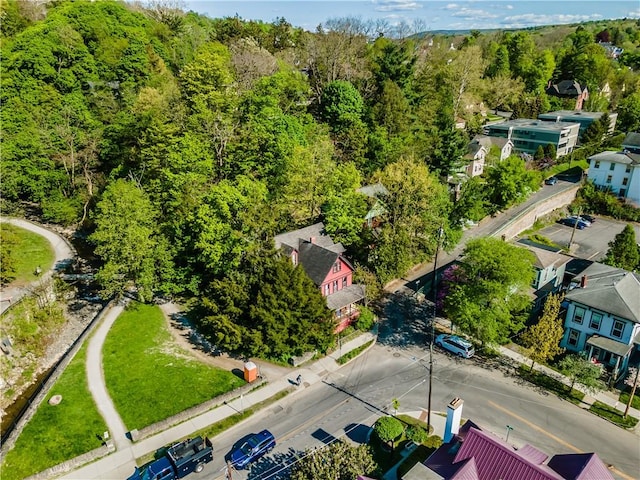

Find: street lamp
[505,424,514,443]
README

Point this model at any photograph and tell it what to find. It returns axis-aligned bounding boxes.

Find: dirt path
[158,302,291,382]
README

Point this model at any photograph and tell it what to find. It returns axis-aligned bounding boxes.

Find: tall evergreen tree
[604,224,640,271]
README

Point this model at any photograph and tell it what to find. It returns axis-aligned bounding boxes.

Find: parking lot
[536,216,640,261]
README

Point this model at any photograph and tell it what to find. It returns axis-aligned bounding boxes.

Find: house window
[611,320,624,339]
[622,177,628,186]
[333,261,342,273]
[324,284,330,296]
[609,163,615,171]
[342,277,347,288]
[573,307,585,324]
[594,161,601,168]
[626,166,631,173]
[332,280,338,292]
[606,175,612,184]
[568,329,580,347]
[291,251,298,266]
[620,189,626,197]
[589,312,602,331]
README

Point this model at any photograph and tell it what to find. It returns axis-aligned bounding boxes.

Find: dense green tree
[198,252,335,359]
[370,157,451,283]
[485,43,510,79]
[450,176,490,226]
[616,93,640,132]
[559,354,605,393]
[0,227,18,285]
[370,37,416,90]
[320,80,364,133]
[544,144,557,160]
[486,156,540,212]
[444,238,535,345]
[291,441,376,480]
[522,294,565,371]
[374,416,404,449]
[90,179,168,301]
[534,145,545,161]
[604,224,640,271]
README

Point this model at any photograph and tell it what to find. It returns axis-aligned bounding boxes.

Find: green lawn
[517,366,585,405]
[103,303,245,431]
[590,401,638,429]
[1,344,107,480]
[619,389,640,411]
[0,222,54,284]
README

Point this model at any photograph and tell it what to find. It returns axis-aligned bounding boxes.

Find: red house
[274,222,365,332]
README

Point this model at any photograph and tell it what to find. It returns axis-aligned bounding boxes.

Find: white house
[472,135,513,162]
[587,150,640,206]
[560,263,640,383]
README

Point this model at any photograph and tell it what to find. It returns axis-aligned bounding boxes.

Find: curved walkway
[86,303,130,451]
[0,217,75,315]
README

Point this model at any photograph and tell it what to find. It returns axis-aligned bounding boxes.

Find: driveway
[537,217,640,261]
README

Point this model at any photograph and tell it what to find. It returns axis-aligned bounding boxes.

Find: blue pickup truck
[128,436,213,480]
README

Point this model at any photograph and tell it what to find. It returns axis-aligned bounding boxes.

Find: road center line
[488,400,581,452]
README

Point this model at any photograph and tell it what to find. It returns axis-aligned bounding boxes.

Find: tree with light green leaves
[290,441,376,480]
[374,416,404,450]
[444,238,535,346]
[559,354,605,394]
[522,294,565,371]
[90,179,169,302]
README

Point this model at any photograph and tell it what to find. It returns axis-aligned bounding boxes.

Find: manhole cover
[393,353,401,357]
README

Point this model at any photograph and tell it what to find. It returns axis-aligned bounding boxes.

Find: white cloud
[506,4,513,9]
[443,3,461,11]
[501,12,603,27]
[627,8,640,19]
[373,0,422,12]
[451,8,498,20]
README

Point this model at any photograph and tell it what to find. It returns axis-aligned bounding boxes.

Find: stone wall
[492,185,580,241]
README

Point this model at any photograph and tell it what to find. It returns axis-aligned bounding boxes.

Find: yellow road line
[488,401,636,480]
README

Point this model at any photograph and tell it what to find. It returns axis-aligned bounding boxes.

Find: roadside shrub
[405,424,428,444]
[355,305,375,331]
[374,416,404,448]
[423,435,443,449]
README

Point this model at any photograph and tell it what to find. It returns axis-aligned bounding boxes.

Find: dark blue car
[560,216,589,229]
[229,430,276,469]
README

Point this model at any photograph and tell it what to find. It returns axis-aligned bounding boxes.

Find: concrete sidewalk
[58,332,378,479]
[498,345,640,423]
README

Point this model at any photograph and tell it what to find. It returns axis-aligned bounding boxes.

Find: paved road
[0,217,75,314]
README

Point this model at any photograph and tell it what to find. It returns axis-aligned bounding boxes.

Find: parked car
[568,215,592,227]
[559,217,589,229]
[435,334,475,358]
[544,176,558,185]
[229,430,276,469]
[581,214,596,223]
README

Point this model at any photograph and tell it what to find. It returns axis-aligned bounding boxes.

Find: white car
[435,334,475,358]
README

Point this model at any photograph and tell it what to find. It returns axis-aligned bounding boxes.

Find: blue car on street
[229,430,276,469]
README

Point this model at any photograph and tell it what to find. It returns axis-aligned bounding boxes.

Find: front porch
[586,335,633,384]
[327,285,366,333]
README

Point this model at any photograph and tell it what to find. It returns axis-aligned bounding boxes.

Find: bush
[355,305,375,331]
[405,425,428,444]
[374,416,405,447]
[423,435,443,449]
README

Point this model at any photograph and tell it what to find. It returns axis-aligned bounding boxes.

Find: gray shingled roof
[358,182,389,198]
[588,150,640,166]
[567,264,640,323]
[298,241,341,285]
[622,132,640,148]
[274,222,344,253]
[326,284,365,310]
[519,243,571,270]
[546,80,587,97]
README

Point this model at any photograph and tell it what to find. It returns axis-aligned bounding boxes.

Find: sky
[184,0,640,32]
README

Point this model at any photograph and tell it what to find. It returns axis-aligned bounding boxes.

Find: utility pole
[427,226,444,435]
[567,207,582,250]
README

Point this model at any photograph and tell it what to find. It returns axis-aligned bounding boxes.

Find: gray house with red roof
[275,222,365,332]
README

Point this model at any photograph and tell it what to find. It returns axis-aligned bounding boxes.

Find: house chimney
[309,237,316,244]
[581,275,588,288]
[444,397,464,443]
